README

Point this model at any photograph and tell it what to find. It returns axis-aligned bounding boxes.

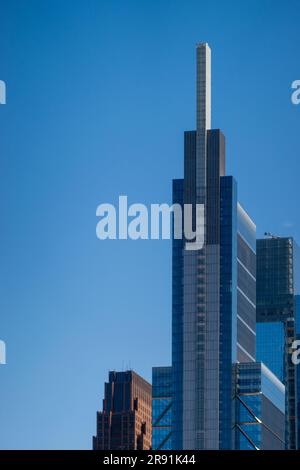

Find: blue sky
[0,0,299,449]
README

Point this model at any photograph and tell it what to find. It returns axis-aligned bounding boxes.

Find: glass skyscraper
[296,295,300,450]
[235,362,285,450]
[152,367,172,450]
[171,44,259,450]
[172,178,184,450]
[256,237,299,449]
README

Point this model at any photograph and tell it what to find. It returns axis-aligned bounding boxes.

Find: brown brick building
[93,370,152,450]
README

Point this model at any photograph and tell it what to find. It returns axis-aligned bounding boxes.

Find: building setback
[235,362,285,450]
[93,370,152,450]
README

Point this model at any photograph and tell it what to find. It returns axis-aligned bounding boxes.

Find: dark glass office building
[172,178,184,450]
[152,367,172,450]
[296,295,300,450]
[93,370,152,450]
[235,362,285,450]
[256,237,299,449]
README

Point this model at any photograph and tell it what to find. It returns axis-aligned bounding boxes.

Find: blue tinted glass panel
[256,322,285,382]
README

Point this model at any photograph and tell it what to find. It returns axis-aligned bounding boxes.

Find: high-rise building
[256,237,299,449]
[234,362,285,450]
[295,295,300,450]
[93,370,152,450]
[172,43,258,450]
[152,367,172,450]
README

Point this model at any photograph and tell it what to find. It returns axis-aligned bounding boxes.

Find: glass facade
[152,367,172,450]
[219,176,237,450]
[172,178,184,450]
[237,203,256,363]
[179,126,226,449]
[296,295,300,450]
[294,243,300,449]
[257,322,285,382]
[235,362,285,450]
[256,237,298,449]
[218,177,257,449]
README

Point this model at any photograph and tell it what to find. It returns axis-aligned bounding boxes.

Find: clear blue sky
[0,0,299,449]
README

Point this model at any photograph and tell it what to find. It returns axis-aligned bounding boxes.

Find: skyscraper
[152,367,172,450]
[93,370,152,450]
[256,236,299,449]
[172,44,258,450]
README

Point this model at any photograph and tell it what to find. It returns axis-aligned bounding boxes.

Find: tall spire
[195,43,211,204]
[196,43,211,133]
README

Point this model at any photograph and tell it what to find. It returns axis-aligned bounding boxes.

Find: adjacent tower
[256,236,299,449]
[172,44,257,450]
